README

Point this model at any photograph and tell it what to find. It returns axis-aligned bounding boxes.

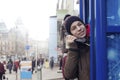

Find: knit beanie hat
[63,14,71,21]
[65,16,84,35]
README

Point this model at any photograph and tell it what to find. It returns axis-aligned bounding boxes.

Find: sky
[0,0,57,41]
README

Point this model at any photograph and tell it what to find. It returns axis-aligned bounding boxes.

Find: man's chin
[78,35,86,38]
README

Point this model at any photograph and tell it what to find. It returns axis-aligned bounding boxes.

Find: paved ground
[4,66,64,80]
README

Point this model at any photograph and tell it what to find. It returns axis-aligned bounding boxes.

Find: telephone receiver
[64,32,86,43]
[64,32,90,46]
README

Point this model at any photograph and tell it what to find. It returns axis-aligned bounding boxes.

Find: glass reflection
[107,34,120,80]
[107,0,120,26]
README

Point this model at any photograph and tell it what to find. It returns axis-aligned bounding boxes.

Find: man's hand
[66,35,77,44]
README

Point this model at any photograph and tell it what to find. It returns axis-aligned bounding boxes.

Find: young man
[64,16,90,80]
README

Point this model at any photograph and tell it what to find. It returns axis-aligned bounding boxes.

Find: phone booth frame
[79,0,110,80]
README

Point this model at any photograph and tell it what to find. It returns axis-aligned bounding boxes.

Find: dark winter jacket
[62,55,67,78]
[64,25,90,80]
[7,60,13,70]
[0,62,5,74]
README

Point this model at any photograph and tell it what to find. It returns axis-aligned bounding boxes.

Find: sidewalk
[42,67,63,80]
[5,66,63,80]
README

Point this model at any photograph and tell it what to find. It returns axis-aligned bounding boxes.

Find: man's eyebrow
[78,22,82,24]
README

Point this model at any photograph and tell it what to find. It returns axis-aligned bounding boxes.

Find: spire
[0,21,8,33]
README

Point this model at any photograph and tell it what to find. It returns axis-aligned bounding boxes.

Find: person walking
[49,57,54,70]
[13,60,20,73]
[7,59,13,74]
[59,57,62,70]
[64,16,90,80]
[44,59,49,69]
[0,62,6,80]
[32,58,36,74]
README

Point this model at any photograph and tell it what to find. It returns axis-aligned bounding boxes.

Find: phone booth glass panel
[107,0,120,26]
[107,34,120,80]
[107,0,120,80]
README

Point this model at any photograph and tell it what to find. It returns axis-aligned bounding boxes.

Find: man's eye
[78,23,82,26]
[71,26,76,30]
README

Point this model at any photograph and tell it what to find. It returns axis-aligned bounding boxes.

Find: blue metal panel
[107,26,120,32]
[95,0,107,80]
[89,0,96,80]
[85,0,89,24]
[80,0,83,20]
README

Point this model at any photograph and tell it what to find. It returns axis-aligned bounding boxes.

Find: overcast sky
[0,0,57,41]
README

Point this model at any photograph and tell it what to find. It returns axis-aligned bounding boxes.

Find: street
[5,66,63,80]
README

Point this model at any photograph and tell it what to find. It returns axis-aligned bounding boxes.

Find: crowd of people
[0,56,56,80]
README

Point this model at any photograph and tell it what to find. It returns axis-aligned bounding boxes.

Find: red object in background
[86,24,90,37]
[14,61,19,69]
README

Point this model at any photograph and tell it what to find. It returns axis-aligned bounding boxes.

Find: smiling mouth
[79,31,85,36]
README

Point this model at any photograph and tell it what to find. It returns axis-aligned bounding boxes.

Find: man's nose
[76,26,81,30]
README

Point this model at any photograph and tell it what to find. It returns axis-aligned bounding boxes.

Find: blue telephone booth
[106,0,120,80]
[95,0,120,80]
[79,0,120,80]
[94,0,120,80]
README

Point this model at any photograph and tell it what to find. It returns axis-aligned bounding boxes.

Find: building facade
[56,0,79,55]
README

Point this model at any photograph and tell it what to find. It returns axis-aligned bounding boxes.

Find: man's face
[70,21,86,38]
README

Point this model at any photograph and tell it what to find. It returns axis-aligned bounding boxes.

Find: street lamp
[15,25,18,58]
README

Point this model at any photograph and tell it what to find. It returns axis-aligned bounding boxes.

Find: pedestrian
[64,16,90,80]
[37,58,40,66]
[59,57,62,70]
[0,61,6,80]
[13,60,20,73]
[49,57,54,70]
[44,59,49,69]
[7,59,13,74]
[40,58,44,67]
[32,57,36,74]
